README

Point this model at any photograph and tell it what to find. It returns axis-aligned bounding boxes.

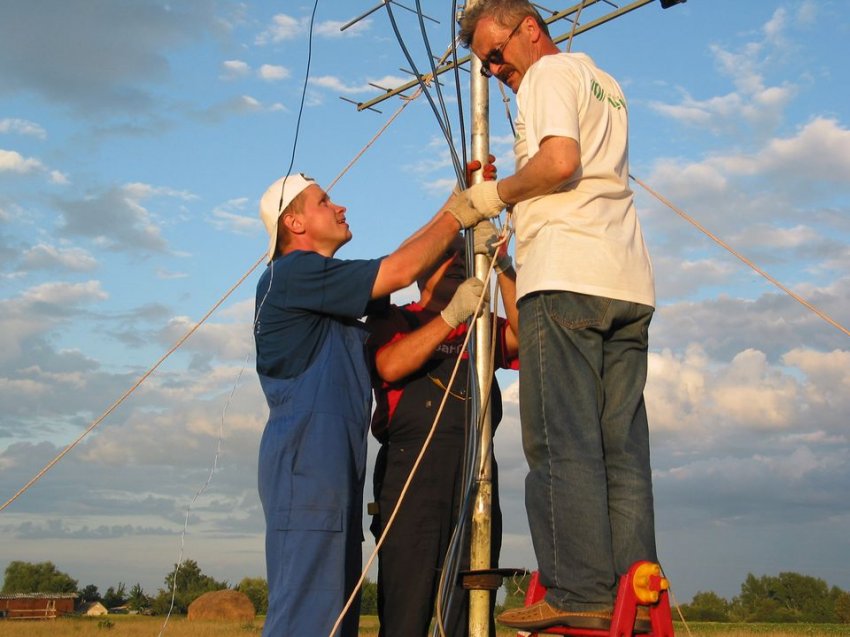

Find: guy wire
[630,174,850,339]
[0,256,264,514]
[0,0,435,514]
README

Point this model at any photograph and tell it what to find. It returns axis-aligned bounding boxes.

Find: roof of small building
[0,592,78,599]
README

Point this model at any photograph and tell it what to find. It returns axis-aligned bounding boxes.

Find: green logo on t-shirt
[590,78,626,110]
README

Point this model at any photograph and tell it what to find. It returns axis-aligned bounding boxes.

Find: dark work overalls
[258,318,371,637]
[371,309,503,637]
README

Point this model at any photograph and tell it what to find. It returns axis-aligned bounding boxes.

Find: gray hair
[458,0,549,47]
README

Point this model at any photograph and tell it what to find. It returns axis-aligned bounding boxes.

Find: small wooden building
[80,601,109,616]
[0,593,77,619]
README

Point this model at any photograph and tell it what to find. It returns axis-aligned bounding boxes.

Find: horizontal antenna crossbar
[351,0,655,112]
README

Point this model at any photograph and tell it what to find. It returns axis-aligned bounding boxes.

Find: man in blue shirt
[254,173,499,637]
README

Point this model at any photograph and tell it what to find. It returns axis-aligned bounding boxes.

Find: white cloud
[57,184,175,253]
[728,223,826,260]
[647,339,850,443]
[221,59,250,79]
[712,348,799,429]
[256,14,301,45]
[310,74,409,95]
[0,118,47,139]
[158,314,254,364]
[49,170,70,185]
[258,64,289,81]
[0,3,219,114]
[653,255,736,299]
[20,244,98,272]
[22,280,108,306]
[0,148,68,184]
[0,148,44,173]
[194,95,282,122]
[155,268,188,280]
[315,18,372,38]
[796,0,817,25]
[762,7,788,46]
[122,182,196,201]
[648,7,802,135]
[209,198,257,235]
[751,118,850,183]
[782,348,850,405]
[240,95,261,109]
[310,75,367,95]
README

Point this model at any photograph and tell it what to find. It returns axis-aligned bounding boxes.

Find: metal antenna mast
[463,1,495,634]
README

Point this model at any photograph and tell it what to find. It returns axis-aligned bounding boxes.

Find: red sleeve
[495,317,520,371]
[365,306,415,442]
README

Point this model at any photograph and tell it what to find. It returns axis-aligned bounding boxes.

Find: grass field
[0,616,847,637]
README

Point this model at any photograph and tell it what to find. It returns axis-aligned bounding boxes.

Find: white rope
[630,174,850,339]
[434,218,513,637]
[0,255,265,513]
[0,37,437,515]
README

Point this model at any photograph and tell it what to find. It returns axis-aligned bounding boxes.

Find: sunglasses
[480,19,524,78]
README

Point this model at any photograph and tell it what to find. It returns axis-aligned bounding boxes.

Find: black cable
[276,0,322,211]
[414,0,459,177]
[383,1,465,184]
[257,0,322,320]
[450,0,469,179]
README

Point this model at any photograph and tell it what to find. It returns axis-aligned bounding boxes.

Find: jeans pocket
[544,292,611,330]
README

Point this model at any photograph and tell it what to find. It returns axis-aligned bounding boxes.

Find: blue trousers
[258,320,371,636]
[517,291,657,612]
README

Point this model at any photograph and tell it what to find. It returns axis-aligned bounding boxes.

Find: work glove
[474,221,512,274]
[441,277,488,328]
[447,180,506,228]
[465,181,507,216]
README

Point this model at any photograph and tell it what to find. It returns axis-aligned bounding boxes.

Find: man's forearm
[375,317,454,383]
[497,136,580,205]
[372,211,460,299]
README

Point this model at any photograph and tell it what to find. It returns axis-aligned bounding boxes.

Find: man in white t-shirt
[459,1,657,632]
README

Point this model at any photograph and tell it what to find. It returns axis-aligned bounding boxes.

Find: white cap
[259,173,317,262]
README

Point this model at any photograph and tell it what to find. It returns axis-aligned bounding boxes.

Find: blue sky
[1,0,849,607]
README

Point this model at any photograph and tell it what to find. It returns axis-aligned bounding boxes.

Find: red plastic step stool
[517,561,675,637]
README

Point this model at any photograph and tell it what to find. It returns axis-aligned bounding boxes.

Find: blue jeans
[517,291,657,612]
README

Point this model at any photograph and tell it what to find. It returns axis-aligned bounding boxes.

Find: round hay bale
[187,589,255,622]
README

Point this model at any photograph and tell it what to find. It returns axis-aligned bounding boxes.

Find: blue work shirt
[254,250,386,378]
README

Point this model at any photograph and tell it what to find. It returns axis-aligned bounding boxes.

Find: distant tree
[681,590,730,621]
[79,584,101,604]
[732,572,837,623]
[102,582,127,609]
[151,559,228,614]
[835,591,850,624]
[127,583,151,612]
[237,577,268,615]
[150,590,173,616]
[1,561,77,593]
[359,578,377,616]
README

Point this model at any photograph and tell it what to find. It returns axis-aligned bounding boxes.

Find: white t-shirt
[513,52,655,308]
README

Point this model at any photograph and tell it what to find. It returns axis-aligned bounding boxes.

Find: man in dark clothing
[368,223,518,637]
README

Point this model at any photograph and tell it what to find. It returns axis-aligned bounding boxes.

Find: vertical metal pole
[464,4,493,635]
